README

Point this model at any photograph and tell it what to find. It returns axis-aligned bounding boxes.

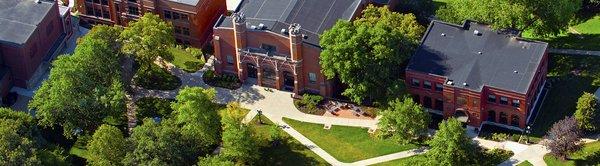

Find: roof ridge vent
[258,23,265,30]
[474,30,482,36]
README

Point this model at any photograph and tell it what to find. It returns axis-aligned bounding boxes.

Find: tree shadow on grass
[533,34,600,51]
[572,150,600,165]
[257,137,327,166]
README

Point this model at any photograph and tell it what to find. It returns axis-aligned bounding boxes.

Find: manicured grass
[544,141,600,166]
[517,160,534,166]
[572,15,600,34]
[371,155,428,166]
[135,97,175,120]
[133,63,182,90]
[283,118,419,162]
[249,116,328,166]
[68,146,87,159]
[168,47,205,73]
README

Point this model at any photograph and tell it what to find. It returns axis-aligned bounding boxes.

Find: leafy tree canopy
[120,13,175,71]
[575,92,599,131]
[544,116,582,160]
[426,118,477,165]
[0,119,40,165]
[436,0,582,36]
[30,37,126,138]
[220,102,259,164]
[171,87,221,153]
[377,97,430,144]
[87,124,127,166]
[320,5,424,104]
[197,155,235,166]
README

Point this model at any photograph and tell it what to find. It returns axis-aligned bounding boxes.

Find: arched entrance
[247,63,257,78]
[423,96,432,109]
[454,109,469,124]
[487,110,496,122]
[499,112,508,124]
[511,115,520,127]
[283,71,294,92]
[261,67,276,87]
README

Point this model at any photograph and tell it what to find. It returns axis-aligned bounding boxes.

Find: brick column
[213,36,223,74]
[275,69,282,90]
[237,62,246,82]
[257,66,263,86]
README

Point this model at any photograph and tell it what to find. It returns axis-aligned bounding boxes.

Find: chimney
[289,23,303,61]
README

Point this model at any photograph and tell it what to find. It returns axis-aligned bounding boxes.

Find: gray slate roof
[407,20,548,94]
[166,0,200,6]
[0,0,55,46]
[216,0,362,47]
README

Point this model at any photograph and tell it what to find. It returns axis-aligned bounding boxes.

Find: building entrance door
[247,64,257,78]
[283,71,294,92]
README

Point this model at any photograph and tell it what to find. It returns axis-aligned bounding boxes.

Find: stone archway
[247,63,257,78]
[454,109,469,123]
[487,110,496,122]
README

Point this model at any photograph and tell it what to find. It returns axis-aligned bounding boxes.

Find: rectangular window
[423,81,432,89]
[512,99,520,108]
[163,10,171,19]
[261,44,277,53]
[94,9,102,17]
[226,55,234,65]
[435,84,443,92]
[308,73,317,84]
[173,12,180,20]
[181,14,188,21]
[174,26,181,34]
[128,6,139,15]
[182,27,190,36]
[93,0,100,3]
[101,0,108,5]
[500,97,509,105]
[86,6,94,15]
[487,95,496,103]
[127,0,137,2]
[183,40,190,46]
[102,11,110,18]
[411,79,420,87]
[115,3,120,12]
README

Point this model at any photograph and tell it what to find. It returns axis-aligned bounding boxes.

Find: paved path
[549,49,600,56]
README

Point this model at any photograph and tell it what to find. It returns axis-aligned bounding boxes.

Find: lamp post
[257,109,263,125]
[525,125,531,144]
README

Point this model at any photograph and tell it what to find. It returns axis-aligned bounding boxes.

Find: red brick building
[212,0,395,97]
[76,0,226,47]
[0,0,70,100]
[406,20,548,129]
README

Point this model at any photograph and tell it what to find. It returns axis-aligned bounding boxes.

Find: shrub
[135,97,175,119]
[479,148,514,165]
[203,70,241,90]
[491,133,510,141]
[301,94,323,110]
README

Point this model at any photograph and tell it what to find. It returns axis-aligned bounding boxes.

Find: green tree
[436,0,581,36]
[426,118,477,165]
[0,119,40,165]
[30,28,125,138]
[197,155,235,166]
[82,25,122,49]
[87,124,127,166]
[120,13,175,72]
[220,102,259,164]
[171,87,221,153]
[123,118,198,165]
[575,92,598,131]
[377,97,430,144]
[320,5,424,104]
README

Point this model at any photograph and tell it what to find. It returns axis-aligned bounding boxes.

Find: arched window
[499,112,508,124]
[511,115,520,127]
[487,110,496,122]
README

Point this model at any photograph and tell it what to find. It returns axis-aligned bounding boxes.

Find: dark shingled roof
[215,0,362,47]
[0,0,56,46]
[166,0,200,6]
[407,20,548,94]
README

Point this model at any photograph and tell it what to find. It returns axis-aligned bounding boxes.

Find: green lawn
[249,116,328,166]
[283,118,419,163]
[572,15,600,34]
[517,160,534,166]
[133,63,182,90]
[370,155,428,166]
[167,47,205,73]
[68,146,88,159]
[544,141,600,166]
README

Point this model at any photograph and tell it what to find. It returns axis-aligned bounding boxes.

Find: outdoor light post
[257,109,263,125]
[525,125,531,144]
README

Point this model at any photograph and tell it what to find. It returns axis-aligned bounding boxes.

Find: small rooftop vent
[250,25,257,30]
[474,30,482,36]
[446,80,454,85]
[281,28,287,35]
[302,34,308,39]
[258,23,265,30]
[441,33,446,36]
[514,70,518,73]
[477,51,483,55]
[35,0,41,3]
[463,82,468,86]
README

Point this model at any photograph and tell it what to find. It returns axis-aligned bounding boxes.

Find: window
[86,0,92,2]
[435,84,443,92]
[94,9,102,17]
[181,14,188,21]
[115,3,120,12]
[46,21,54,36]
[101,0,108,5]
[500,97,509,105]
[173,12,180,20]
[102,11,110,18]
[93,0,100,3]
[511,115,520,127]
[499,112,508,124]
[182,27,190,36]
[512,99,520,108]
[128,6,139,15]
[424,81,432,89]
[226,55,234,65]
[127,0,137,2]
[411,79,420,87]
[261,44,277,53]
[413,95,420,104]
[86,6,94,15]
[174,26,182,34]
[164,10,171,19]
[487,95,496,103]
[308,73,317,84]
